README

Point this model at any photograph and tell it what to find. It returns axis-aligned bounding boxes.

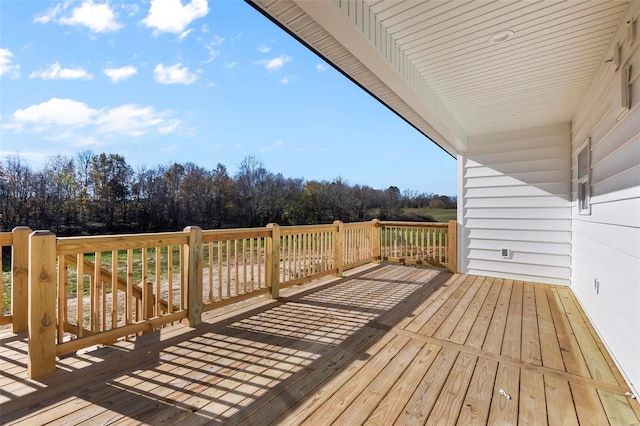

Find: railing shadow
[0,263,453,424]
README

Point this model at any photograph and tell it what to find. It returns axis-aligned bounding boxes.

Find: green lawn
[402,208,457,222]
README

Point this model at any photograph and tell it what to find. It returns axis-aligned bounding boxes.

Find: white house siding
[570,2,640,396]
[459,124,572,286]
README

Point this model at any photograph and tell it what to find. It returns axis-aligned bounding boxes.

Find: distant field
[403,208,457,222]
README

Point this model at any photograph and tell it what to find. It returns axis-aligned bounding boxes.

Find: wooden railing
[1,227,30,331]
[200,227,271,312]
[377,221,457,272]
[279,223,339,288]
[344,221,376,269]
[1,231,14,327]
[4,219,456,378]
[53,230,194,359]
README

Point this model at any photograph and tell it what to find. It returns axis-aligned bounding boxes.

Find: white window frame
[577,138,591,215]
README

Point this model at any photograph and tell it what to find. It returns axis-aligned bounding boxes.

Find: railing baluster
[294,234,299,278]
[259,237,264,289]
[217,242,223,300]
[234,239,239,295]
[101,274,106,332]
[179,245,185,310]
[76,253,84,337]
[96,262,101,332]
[168,246,174,313]
[126,249,133,325]
[249,238,254,292]
[226,240,231,298]
[57,255,64,343]
[112,250,118,328]
[242,239,247,294]
[206,242,212,302]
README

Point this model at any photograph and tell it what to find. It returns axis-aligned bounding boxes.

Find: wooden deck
[1,264,638,425]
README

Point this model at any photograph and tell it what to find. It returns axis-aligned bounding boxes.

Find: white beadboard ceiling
[248,0,630,154]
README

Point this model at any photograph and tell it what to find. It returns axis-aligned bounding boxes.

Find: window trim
[577,138,591,215]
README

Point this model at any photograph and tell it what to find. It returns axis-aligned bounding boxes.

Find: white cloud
[178,29,193,41]
[5,98,181,140]
[203,35,224,64]
[154,63,199,85]
[13,98,96,129]
[121,3,140,17]
[95,104,179,137]
[35,1,123,33]
[142,0,209,35]
[103,65,137,83]
[0,48,20,78]
[260,140,284,152]
[280,75,296,85]
[29,62,93,80]
[258,45,271,54]
[257,55,291,72]
[231,32,243,44]
[34,3,63,24]
[316,63,327,72]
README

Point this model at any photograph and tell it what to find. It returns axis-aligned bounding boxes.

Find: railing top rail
[56,231,189,255]
[280,223,339,236]
[202,227,271,242]
[343,222,372,229]
[377,221,450,228]
[0,233,12,246]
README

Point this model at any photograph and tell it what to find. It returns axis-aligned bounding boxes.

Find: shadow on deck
[1,264,452,424]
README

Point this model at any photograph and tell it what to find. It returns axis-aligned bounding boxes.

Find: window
[577,138,590,215]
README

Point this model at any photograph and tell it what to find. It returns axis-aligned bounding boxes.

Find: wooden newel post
[12,226,32,333]
[333,221,344,277]
[28,231,57,378]
[143,282,154,319]
[184,226,202,327]
[266,224,280,299]
[371,219,381,263]
[447,220,457,273]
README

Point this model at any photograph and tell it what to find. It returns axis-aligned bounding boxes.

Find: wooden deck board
[364,343,443,425]
[1,264,638,425]
[544,376,579,426]
[457,358,499,425]
[488,363,520,425]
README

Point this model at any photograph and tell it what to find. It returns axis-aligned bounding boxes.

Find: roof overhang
[247,0,631,156]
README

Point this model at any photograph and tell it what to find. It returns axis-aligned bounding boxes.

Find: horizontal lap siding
[570,2,640,397]
[461,123,571,286]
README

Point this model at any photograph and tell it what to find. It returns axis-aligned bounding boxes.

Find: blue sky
[0,0,456,195]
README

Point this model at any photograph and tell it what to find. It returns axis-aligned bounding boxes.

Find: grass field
[402,208,457,222]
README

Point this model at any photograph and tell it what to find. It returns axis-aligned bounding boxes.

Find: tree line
[0,152,456,236]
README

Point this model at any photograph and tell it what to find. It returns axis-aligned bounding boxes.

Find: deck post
[184,226,202,327]
[333,221,344,277]
[28,231,57,378]
[447,220,457,273]
[12,226,32,333]
[371,219,381,263]
[142,281,155,334]
[266,223,280,298]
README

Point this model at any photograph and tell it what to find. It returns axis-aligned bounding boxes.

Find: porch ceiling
[248,0,631,154]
